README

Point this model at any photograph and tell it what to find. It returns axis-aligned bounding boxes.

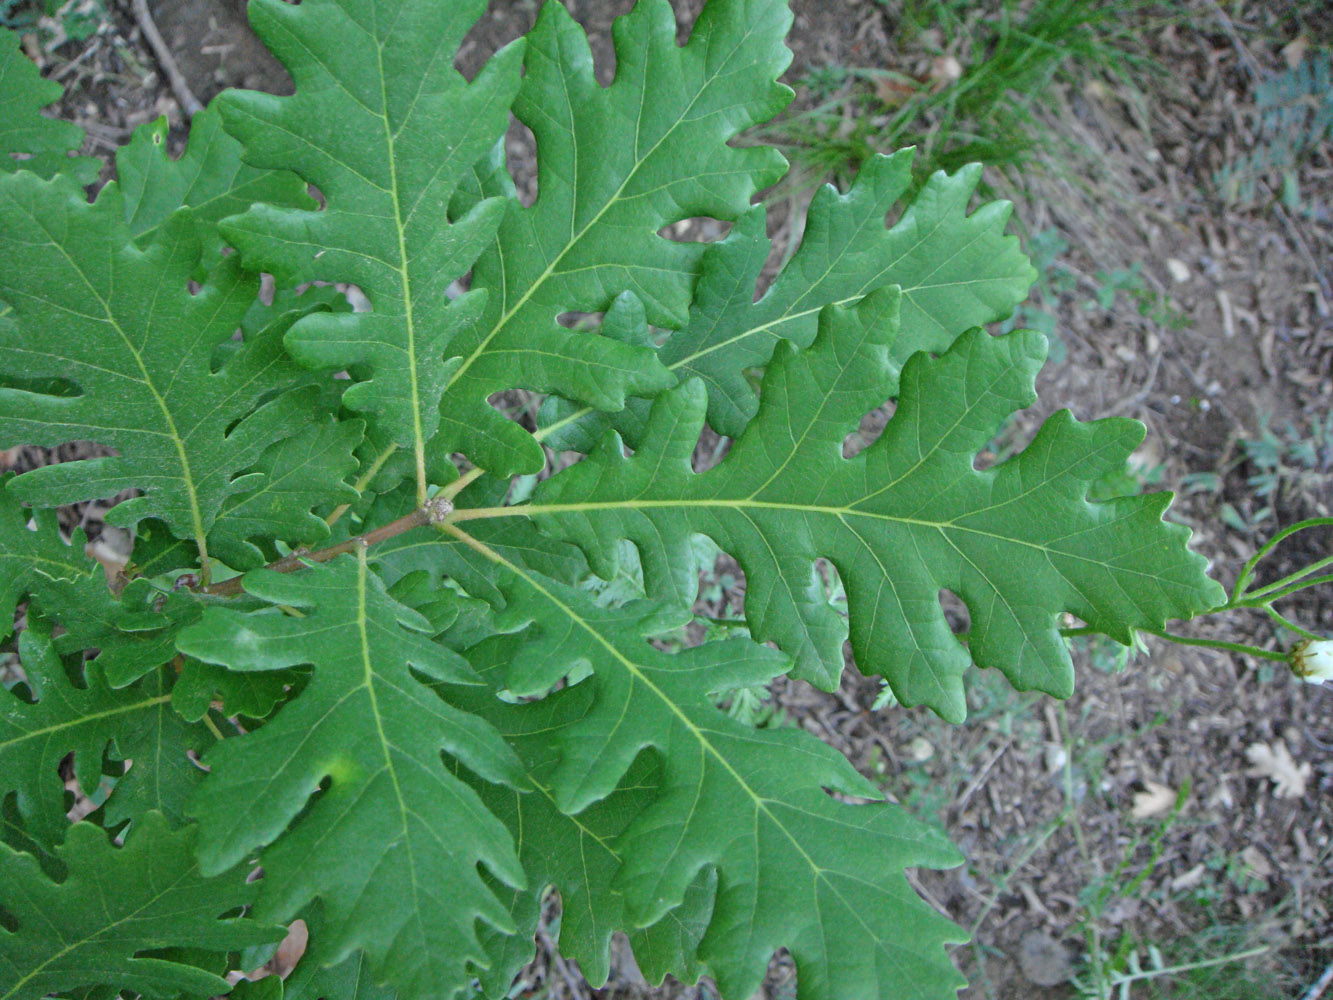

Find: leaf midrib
[0,844,209,1000]
[442,16,760,396]
[373,33,428,502]
[0,694,172,754]
[11,201,211,564]
[443,524,829,878]
[352,544,431,963]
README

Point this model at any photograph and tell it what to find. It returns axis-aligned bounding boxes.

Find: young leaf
[435,0,793,474]
[0,174,350,572]
[0,812,280,1000]
[176,552,529,1000]
[499,291,1224,718]
[215,0,525,498]
[443,527,966,1000]
[0,29,97,185]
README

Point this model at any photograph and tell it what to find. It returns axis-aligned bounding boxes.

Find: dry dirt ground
[8,0,1332,997]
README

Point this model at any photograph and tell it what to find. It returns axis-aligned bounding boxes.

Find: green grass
[751,0,1157,196]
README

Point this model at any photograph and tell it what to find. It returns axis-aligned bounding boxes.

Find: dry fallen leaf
[1281,34,1309,70]
[1131,780,1177,819]
[1245,740,1311,799]
[873,72,920,108]
[929,55,963,90]
[1170,863,1206,892]
[1239,845,1274,880]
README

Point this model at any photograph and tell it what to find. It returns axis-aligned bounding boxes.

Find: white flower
[1291,638,1333,684]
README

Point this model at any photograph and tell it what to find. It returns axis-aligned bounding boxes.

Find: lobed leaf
[0,812,280,1000]
[435,0,793,474]
[0,172,355,567]
[0,622,208,844]
[177,552,530,1000]
[439,528,966,1000]
[0,29,97,185]
[215,0,525,492]
[542,151,1038,449]
[509,290,1225,718]
[437,657,715,995]
[116,107,316,266]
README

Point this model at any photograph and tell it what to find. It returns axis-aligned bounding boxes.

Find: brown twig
[204,497,453,597]
[130,0,203,118]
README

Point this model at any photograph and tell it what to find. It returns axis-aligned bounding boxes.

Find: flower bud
[1291,638,1333,684]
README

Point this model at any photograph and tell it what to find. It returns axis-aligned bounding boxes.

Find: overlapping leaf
[433,652,715,995]
[176,553,529,1000]
[116,107,315,264]
[0,490,97,641]
[507,290,1224,718]
[542,151,1037,449]
[435,0,793,474]
[0,488,197,690]
[0,173,351,563]
[440,527,965,1000]
[0,29,97,184]
[214,0,525,491]
[0,812,279,1000]
[0,621,208,843]
[208,415,363,570]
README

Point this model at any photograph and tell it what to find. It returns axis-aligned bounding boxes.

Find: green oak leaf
[0,812,281,1000]
[431,655,713,996]
[116,108,315,267]
[208,415,364,570]
[0,28,97,185]
[176,552,529,1000]
[435,0,793,474]
[0,621,208,844]
[0,488,97,642]
[0,487,201,693]
[505,289,1224,717]
[439,528,965,1000]
[541,151,1037,449]
[214,0,525,494]
[281,905,396,1000]
[0,172,352,566]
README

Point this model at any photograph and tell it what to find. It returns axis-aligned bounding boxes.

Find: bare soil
[10,0,1332,997]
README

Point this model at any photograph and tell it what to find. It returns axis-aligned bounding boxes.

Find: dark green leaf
[177,552,529,1000]
[516,291,1224,717]
[0,812,280,1000]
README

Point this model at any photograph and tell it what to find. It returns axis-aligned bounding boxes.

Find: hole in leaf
[505,115,537,208]
[487,388,543,432]
[693,537,745,623]
[306,183,326,210]
[657,218,733,243]
[0,373,79,398]
[556,311,600,331]
[938,588,971,636]
[692,425,731,472]
[815,557,848,615]
[843,400,897,458]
